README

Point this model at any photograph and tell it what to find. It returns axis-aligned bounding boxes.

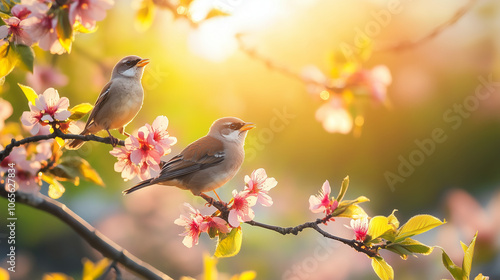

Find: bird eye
[229,123,241,130]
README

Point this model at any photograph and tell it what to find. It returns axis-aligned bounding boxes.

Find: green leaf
[18,83,38,104]
[385,244,412,260]
[0,42,17,78]
[51,157,104,186]
[205,8,230,20]
[371,256,394,280]
[395,215,445,243]
[334,204,367,218]
[214,227,242,258]
[12,44,34,73]
[336,175,349,202]
[56,8,73,53]
[42,174,66,199]
[386,238,433,259]
[462,232,478,278]
[82,258,111,280]
[367,215,397,243]
[442,249,464,280]
[69,103,94,121]
[135,0,156,32]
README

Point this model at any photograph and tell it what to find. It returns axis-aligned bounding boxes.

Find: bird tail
[66,130,89,150]
[123,178,154,195]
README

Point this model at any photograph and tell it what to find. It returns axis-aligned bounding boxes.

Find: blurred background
[1,0,500,279]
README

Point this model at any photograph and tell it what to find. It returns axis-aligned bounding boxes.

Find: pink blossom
[301,65,329,96]
[109,147,140,181]
[243,168,277,207]
[126,131,162,180]
[228,190,257,227]
[174,203,205,248]
[0,145,41,193]
[139,116,177,156]
[347,65,392,102]
[0,98,13,131]
[28,12,65,54]
[345,217,369,242]
[26,65,69,93]
[315,97,353,134]
[309,180,339,214]
[69,0,114,30]
[200,216,230,234]
[21,88,71,135]
[0,16,38,45]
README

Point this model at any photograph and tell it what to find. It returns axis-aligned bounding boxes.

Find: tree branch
[375,0,479,52]
[0,187,172,280]
[0,129,124,161]
[198,194,379,258]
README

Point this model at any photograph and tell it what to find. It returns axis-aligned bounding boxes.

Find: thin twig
[0,187,172,280]
[198,194,379,258]
[375,0,479,52]
[0,129,124,161]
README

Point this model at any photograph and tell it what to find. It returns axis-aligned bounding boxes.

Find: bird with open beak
[123,117,255,197]
[67,55,150,150]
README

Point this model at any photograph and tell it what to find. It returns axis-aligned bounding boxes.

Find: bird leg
[106,129,119,147]
[199,193,227,209]
[213,190,222,202]
[118,127,130,137]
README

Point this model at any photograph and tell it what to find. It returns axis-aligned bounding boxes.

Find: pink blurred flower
[301,65,329,96]
[28,11,65,54]
[11,4,32,20]
[348,65,392,102]
[21,88,71,135]
[69,0,114,30]
[139,116,177,156]
[0,145,41,193]
[174,203,205,248]
[26,65,69,93]
[0,98,13,131]
[0,16,38,45]
[315,97,353,134]
[244,168,277,207]
[228,190,257,227]
[309,180,339,215]
[200,216,230,234]
[109,147,140,181]
[345,217,369,242]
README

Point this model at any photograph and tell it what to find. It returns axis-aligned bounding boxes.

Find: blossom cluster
[301,64,392,135]
[0,0,113,54]
[110,116,177,181]
[175,168,277,248]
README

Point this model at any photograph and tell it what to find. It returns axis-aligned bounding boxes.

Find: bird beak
[136,59,150,67]
[240,122,255,131]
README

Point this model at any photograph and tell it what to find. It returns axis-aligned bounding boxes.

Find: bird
[123,117,255,196]
[66,55,150,150]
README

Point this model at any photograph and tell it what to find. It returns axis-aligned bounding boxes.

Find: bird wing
[83,81,113,130]
[154,136,225,181]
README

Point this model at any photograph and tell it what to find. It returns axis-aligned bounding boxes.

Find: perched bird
[67,55,150,150]
[123,117,255,196]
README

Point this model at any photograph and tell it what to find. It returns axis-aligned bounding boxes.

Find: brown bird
[67,55,150,150]
[123,117,255,196]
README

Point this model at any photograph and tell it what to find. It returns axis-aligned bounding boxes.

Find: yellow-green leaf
[82,258,111,280]
[0,267,9,280]
[334,204,368,218]
[135,0,155,32]
[12,44,34,73]
[56,157,104,186]
[18,83,38,104]
[387,210,399,229]
[203,253,218,280]
[205,8,230,20]
[368,216,397,242]
[69,103,94,121]
[442,248,463,280]
[463,232,478,278]
[214,227,242,258]
[56,8,73,52]
[231,271,257,280]
[474,273,489,280]
[73,21,96,34]
[42,273,73,280]
[387,238,434,259]
[0,42,17,78]
[371,257,394,280]
[395,215,445,243]
[337,175,349,202]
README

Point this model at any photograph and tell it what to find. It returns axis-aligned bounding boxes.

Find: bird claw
[109,136,119,147]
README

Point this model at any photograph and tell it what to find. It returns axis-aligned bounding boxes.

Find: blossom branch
[375,0,479,52]
[0,187,172,280]
[198,194,379,258]
[0,129,124,161]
